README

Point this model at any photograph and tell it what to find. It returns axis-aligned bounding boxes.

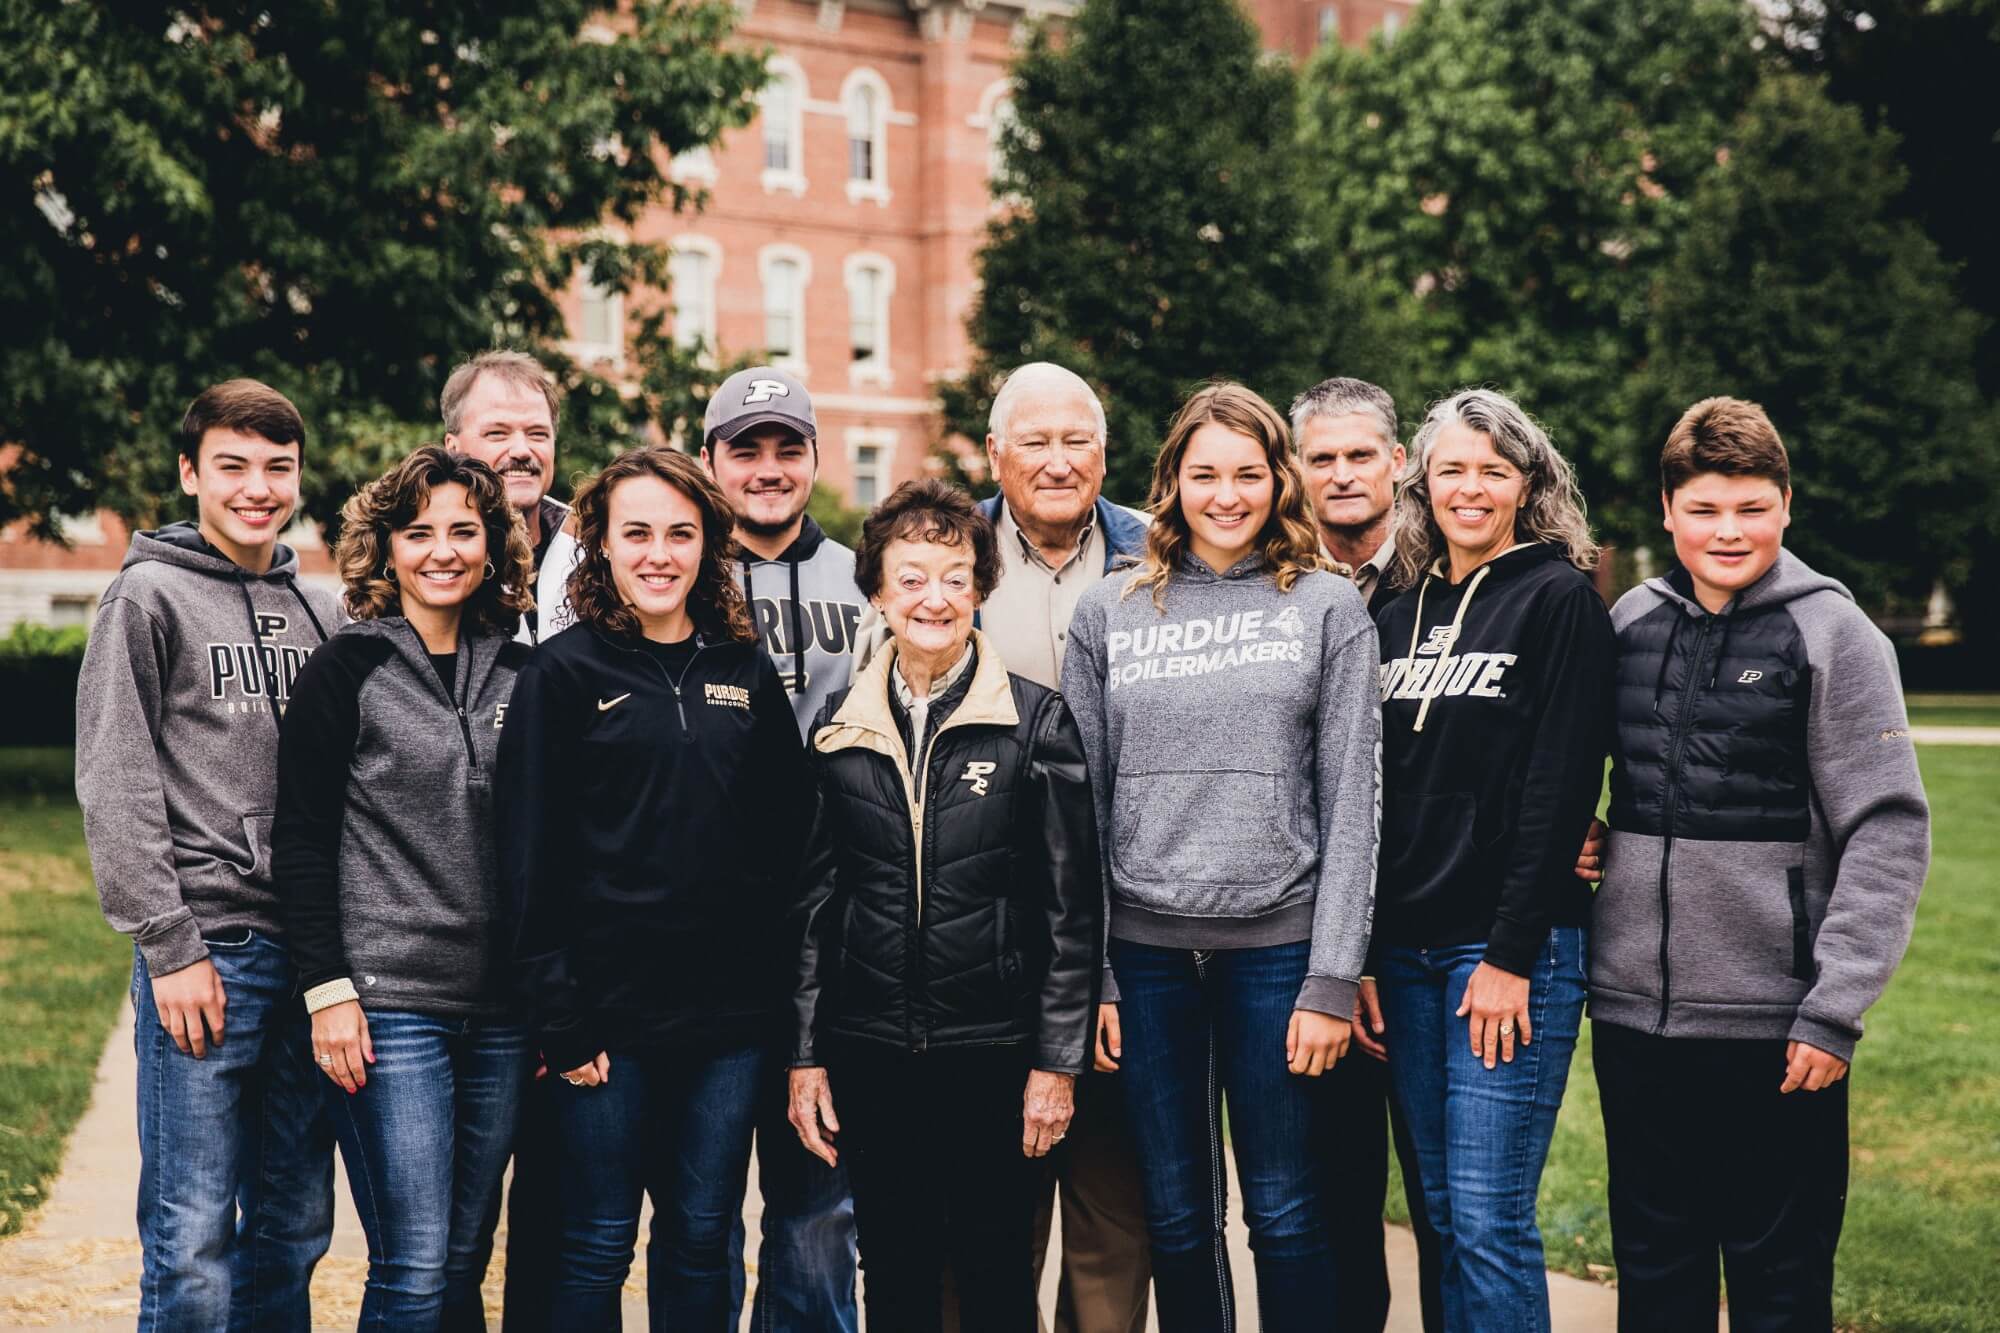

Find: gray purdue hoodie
[1061,556,1381,1016]
[75,523,339,975]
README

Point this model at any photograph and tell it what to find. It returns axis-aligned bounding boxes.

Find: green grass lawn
[1906,692,2000,729]
[0,748,130,1237]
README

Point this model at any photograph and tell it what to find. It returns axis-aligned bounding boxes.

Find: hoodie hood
[754,513,830,565]
[1650,548,1854,619]
[128,520,306,582]
[738,515,863,739]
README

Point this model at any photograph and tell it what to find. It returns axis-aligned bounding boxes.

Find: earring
[483,560,496,580]
[381,563,394,582]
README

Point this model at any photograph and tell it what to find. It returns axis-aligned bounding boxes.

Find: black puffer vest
[792,633,1102,1075]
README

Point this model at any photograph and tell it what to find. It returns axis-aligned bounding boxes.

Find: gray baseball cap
[702,366,817,448]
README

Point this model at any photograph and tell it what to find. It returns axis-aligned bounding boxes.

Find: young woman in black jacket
[273,446,537,1329]
[785,480,1102,1333]
[496,447,815,1331]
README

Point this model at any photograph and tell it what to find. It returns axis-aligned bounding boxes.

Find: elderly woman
[787,479,1101,1333]
[1369,388,1615,1332]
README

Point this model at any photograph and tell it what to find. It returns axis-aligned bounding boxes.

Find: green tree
[1641,71,1992,613]
[1301,0,1762,539]
[0,0,766,532]
[944,0,1403,502]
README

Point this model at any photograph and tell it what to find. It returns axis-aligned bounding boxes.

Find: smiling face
[874,536,980,666]
[1299,412,1404,539]
[389,482,488,617]
[178,429,301,573]
[987,387,1107,536]
[445,371,556,517]
[1178,422,1274,573]
[1664,472,1791,612]
[703,426,816,541]
[1426,422,1526,570]
[605,474,705,641]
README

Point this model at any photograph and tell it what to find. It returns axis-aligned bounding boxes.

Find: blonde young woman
[1059,382,1381,1332]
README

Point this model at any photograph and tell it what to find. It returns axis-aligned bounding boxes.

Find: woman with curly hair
[1370,388,1614,1333]
[494,446,816,1330]
[1059,383,1381,1331]
[272,445,538,1328]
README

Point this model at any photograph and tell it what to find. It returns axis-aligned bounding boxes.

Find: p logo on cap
[741,379,791,405]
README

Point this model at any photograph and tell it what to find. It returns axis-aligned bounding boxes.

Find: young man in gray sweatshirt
[1589,397,1931,1330]
[75,379,340,1331]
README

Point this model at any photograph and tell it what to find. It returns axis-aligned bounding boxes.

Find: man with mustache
[442,349,581,644]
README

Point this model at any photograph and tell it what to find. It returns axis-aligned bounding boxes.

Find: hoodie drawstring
[1652,613,1684,715]
[1409,563,1494,734]
[787,556,806,695]
[235,572,285,734]
[287,577,330,644]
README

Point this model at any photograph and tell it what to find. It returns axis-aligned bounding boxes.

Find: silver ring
[317,1053,334,1066]
[562,1073,584,1086]
[1498,1023,1515,1036]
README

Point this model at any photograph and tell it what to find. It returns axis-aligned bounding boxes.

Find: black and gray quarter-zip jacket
[495,621,816,1075]
[75,522,339,977]
[272,618,530,1017]
[1590,551,1930,1060]
[737,515,864,739]
[1373,543,1615,976]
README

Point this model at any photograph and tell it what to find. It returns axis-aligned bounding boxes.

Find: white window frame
[842,252,895,389]
[846,427,897,509]
[760,58,808,196]
[840,68,892,206]
[569,274,625,368]
[669,237,722,358]
[758,243,813,375]
[1317,5,1342,47]
[669,144,718,188]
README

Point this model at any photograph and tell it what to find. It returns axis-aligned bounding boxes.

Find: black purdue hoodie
[1373,543,1615,975]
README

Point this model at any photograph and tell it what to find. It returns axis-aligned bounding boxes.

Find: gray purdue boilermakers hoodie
[75,523,339,975]
[1061,555,1381,1017]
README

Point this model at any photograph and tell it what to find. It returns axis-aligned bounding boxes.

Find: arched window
[847,83,877,183]
[844,252,895,386]
[572,276,624,367]
[759,245,813,370]
[760,60,807,194]
[669,241,720,353]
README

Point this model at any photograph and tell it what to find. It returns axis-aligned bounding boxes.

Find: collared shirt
[980,502,1107,689]
[1352,532,1396,608]
[891,642,975,766]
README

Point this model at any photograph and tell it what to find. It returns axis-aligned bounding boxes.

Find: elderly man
[441,349,581,643]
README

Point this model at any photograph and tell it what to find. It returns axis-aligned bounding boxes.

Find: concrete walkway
[1909,724,2000,746]
[0,1002,1624,1330]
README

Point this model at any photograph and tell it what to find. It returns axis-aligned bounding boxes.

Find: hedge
[0,623,88,746]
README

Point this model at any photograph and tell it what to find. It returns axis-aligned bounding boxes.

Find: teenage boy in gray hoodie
[1588,397,1930,1331]
[75,379,341,1331]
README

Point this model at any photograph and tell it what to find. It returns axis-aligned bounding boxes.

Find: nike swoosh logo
[597,693,632,712]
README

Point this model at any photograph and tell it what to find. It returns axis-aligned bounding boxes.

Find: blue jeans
[132,933,335,1331]
[1377,927,1589,1333]
[728,1060,859,1333]
[326,1010,534,1330]
[1109,937,1333,1333]
[550,1043,763,1331]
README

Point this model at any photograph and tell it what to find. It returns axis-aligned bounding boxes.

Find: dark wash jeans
[1108,937,1334,1333]
[132,933,335,1332]
[728,1057,860,1333]
[1376,927,1588,1333]
[326,1009,534,1330]
[549,1043,763,1331]
[1593,1020,1848,1333]
[828,1042,1044,1333]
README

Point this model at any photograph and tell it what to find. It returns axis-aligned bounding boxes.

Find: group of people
[75,348,1930,1333]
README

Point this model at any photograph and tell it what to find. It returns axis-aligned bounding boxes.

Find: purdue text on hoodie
[1590,551,1930,1060]
[1062,556,1381,1018]
[737,514,863,739]
[75,522,339,975]
[1373,543,1615,976]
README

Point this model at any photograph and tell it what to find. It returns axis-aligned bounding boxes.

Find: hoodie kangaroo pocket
[1380,791,1478,902]
[239,812,276,878]
[1665,841,1812,1006]
[1112,769,1307,890]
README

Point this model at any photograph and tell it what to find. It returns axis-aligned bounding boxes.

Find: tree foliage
[1642,72,1992,612]
[944,0,1408,503]
[1300,0,1762,538]
[0,0,766,532]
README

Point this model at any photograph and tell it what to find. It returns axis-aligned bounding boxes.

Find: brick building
[0,0,1414,631]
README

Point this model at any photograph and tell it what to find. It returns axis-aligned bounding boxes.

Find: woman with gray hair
[1368,388,1615,1332]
